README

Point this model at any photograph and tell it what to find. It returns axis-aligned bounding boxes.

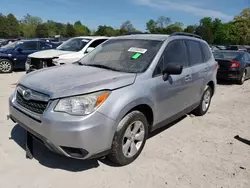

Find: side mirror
[85,47,95,54]
[162,63,183,81]
[16,47,22,52]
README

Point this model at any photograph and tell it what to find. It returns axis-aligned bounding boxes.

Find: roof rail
[124,31,149,35]
[171,32,202,39]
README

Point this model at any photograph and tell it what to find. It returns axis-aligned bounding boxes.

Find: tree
[146,16,172,34]
[234,8,250,44]
[95,25,118,36]
[0,14,8,37]
[156,16,171,28]
[146,19,157,33]
[74,21,90,36]
[165,22,183,34]
[36,23,49,37]
[65,23,76,37]
[6,14,20,38]
[184,25,197,33]
[195,17,214,44]
[20,14,42,38]
[120,20,136,34]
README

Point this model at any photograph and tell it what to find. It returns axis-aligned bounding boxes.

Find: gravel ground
[0,72,249,188]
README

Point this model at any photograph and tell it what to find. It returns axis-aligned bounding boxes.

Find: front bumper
[9,95,117,159]
[217,70,241,81]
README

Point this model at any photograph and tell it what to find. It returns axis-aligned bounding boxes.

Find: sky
[1,0,249,31]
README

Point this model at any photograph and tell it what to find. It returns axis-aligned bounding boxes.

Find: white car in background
[25,36,109,73]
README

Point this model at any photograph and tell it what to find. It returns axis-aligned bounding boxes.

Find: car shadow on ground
[10,124,100,172]
[217,80,235,85]
[10,116,187,170]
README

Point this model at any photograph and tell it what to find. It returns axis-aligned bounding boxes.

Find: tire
[108,111,149,166]
[0,59,13,73]
[237,70,246,85]
[193,85,212,116]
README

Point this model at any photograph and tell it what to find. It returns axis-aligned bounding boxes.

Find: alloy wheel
[202,89,211,112]
[122,120,145,158]
[0,60,12,73]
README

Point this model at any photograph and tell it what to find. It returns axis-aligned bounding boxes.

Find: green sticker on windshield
[132,53,142,60]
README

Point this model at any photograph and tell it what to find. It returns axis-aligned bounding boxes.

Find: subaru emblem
[22,89,32,100]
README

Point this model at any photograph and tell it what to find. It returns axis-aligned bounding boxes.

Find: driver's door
[153,39,193,125]
[14,41,39,69]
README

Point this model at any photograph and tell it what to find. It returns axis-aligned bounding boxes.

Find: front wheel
[193,85,212,116]
[108,111,148,166]
[0,59,13,73]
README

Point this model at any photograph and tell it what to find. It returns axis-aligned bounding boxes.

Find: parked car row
[214,50,250,85]
[0,36,109,73]
[8,32,218,166]
[210,44,250,53]
[0,40,56,73]
[26,36,108,73]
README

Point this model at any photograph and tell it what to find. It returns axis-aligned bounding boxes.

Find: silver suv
[9,33,217,166]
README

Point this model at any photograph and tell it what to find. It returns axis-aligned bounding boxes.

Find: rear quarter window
[186,40,203,66]
[201,42,212,62]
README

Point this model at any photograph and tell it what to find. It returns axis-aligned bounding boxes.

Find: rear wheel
[0,59,13,73]
[193,85,212,116]
[237,70,246,85]
[108,111,148,166]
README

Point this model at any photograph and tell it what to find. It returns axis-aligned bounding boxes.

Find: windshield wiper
[79,63,119,71]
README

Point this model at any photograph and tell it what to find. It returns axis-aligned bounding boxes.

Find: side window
[200,42,212,62]
[186,40,203,66]
[243,53,250,61]
[153,40,187,76]
[88,39,107,48]
[153,58,164,76]
[19,42,38,50]
[164,40,188,67]
[39,42,53,50]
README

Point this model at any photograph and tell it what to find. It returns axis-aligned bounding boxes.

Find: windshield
[1,41,23,49]
[214,51,242,60]
[56,38,90,52]
[79,39,162,73]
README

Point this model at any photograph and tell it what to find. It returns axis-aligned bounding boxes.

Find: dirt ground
[0,72,249,188]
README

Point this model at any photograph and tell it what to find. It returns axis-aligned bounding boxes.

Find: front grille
[16,91,48,114]
[30,58,55,70]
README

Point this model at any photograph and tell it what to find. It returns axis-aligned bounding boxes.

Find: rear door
[153,39,193,124]
[15,41,39,69]
[185,40,209,105]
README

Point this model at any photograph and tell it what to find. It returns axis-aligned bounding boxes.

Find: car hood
[28,49,74,59]
[18,64,136,99]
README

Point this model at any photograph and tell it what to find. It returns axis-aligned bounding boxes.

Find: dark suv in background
[0,40,55,73]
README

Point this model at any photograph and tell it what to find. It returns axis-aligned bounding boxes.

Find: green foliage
[0,8,249,45]
[6,14,20,37]
[184,25,197,33]
[20,14,42,38]
[65,23,76,37]
[95,25,119,36]
[36,23,49,37]
[0,14,8,37]
[234,8,250,44]
[74,21,90,36]
[146,17,182,34]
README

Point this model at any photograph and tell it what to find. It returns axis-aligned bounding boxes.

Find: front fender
[115,97,154,123]
[97,84,155,126]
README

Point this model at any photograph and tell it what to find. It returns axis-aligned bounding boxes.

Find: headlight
[54,91,110,116]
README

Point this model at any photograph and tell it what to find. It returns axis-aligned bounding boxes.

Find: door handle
[184,75,192,81]
[204,68,209,72]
